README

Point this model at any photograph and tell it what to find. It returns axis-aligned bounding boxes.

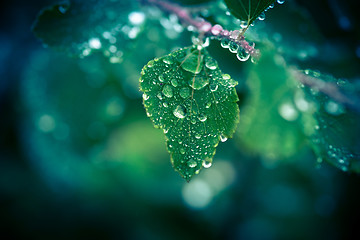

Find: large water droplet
[173,105,187,118]
[198,113,207,122]
[159,74,165,82]
[237,48,250,61]
[189,75,209,90]
[229,41,239,53]
[163,57,173,65]
[142,93,149,101]
[162,85,173,98]
[180,87,190,99]
[202,158,212,168]
[210,83,218,92]
[205,58,217,70]
[179,50,203,74]
[277,0,285,4]
[171,79,178,87]
[220,134,228,142]
[220,38,230,48]
[188,159,197,168]
[258,12,266,21]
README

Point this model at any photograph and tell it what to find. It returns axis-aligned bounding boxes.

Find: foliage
[32,0,360,181]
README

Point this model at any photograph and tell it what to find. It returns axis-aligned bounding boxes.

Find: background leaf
[140,46,240,181]
[224,0,276,25]
[295,70,360,173]
[237,47,306,160]
[32,0,139,58]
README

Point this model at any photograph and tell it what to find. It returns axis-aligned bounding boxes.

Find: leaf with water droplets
[32,0,139,58]
[224,0,276,25]
[140,46,240,181]
[295,70,360,173]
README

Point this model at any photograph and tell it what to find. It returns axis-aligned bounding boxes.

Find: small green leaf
[224,0,276,25]
[140,46,240,181]
[32,0,137,57]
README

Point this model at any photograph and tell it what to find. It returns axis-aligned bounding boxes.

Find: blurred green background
[1,0,360,239]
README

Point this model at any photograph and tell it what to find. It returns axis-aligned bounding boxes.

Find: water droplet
[163,57,173,65]
[195,134,201,139]
[325,100,344,116]
[188,159,197,168]
[220,134,228,142]
[180,148,185,154]
[142,93,149,101]
[230,30,240,40]
[159,74,165,82]
[202,158,212,168]
[163,102,169,107]
[258,12,266,21]
[173,105,187,118]
[162,85,173,98]
[179,50,203,74]
[205,58,217,70]
[229,42,239,53]
[209,83,218,92]
[222,74,231,80]
[147,61,154,68]
[211,24,223,35]
[220,38,230,48]
[157,92,164,100]
[198,113,207,122]
[171,79,179,87]
[180,87,190,99]
[237,48,250,61]
[191,118,197,124]
[189,75,209,90]
[277,0,285,4]
[205,102,212,108]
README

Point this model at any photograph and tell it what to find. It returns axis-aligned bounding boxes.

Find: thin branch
[140,0,260,59]
[292,69,360,113]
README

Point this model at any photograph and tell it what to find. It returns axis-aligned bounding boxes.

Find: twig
[292,69,360,113]
[140,0,260,59]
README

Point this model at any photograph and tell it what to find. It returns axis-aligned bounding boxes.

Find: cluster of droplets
[140,47,240,179]
[208,24,258,63]
[68,9,146,61]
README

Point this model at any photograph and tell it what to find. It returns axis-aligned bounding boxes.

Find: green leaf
[32,0,137,58]
[224,0,276,25]
[295,70,360,173]
[237,48,305,160]
[139,46,240,181]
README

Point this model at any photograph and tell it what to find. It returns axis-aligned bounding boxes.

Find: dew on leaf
[179,50,203,74]
[210,83,218,92]
[162,84,173,98]
[163,102,169,108]
[158,74,165,82]
[220,134,228,142]
[188,159,197,168]
[180,148,186,154]
[190,75,209,90]
[171,79,179,87]
[195,134,201,139]
[173,105,187,119]
[205,102,212,108]
[142,93,149,101]
[198,113,207,122]
[179,87,190,99]
[205,58,217,70]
